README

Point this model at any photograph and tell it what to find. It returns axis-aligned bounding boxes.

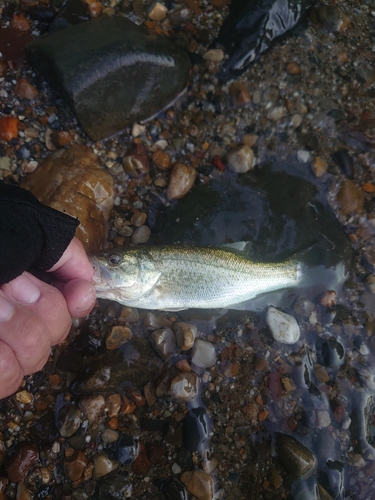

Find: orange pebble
[0,116,19,141]
[258,409,268,422]
[362,182,375,193]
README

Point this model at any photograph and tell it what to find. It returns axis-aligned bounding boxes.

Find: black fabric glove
[0,183,79,286]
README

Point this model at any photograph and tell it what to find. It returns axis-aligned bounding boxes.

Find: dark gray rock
[26,17,191,141]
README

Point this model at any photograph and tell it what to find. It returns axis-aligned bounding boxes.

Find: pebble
[6,443,39,483]
[132,123,146,137]
[96,475,133,499]
[93,454,119,479]
[180,470,214,500]
[131,225,151,244]
[152,149,172,170]
[148,2,167,22]
[266,306,300,344]
[320,290,336,307]
[168,372,199,402]
[297,150,311,163]
[173,322,197,350]
[166,163,197,200]
[14,78,38,100]
[151,327,176,360]
[203,49,224,62]
[16,483,32,500]
[106,325,133,350]
[191,339,217,368]
[276,435,315,478]
[0,116,19,141]
[116,434,138,465]
[332,149,354,178]
[336,180,364,215]
[118,306,140,323]
[15,390,33,404]
[311,156,328,177]
[229,82,251,105]
[105,394,122,418]
[64,450,87,481]
[78,395,105,424]
[159,477,188,500]
[131,212,147,227]
[183,407,209,452]
[267,106,286,122]
[286,62,301,75]
[10,14,30,31]
[101,429,119,444]
[317,410,331,428]
[20,144,114,253]
[82,0,103,17]
[122,144,149,178]
[57,404,83,439]
[226,145,254,174]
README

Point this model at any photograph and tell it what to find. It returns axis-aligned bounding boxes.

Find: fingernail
[0,294,15,321]
[76,287,96,313]
[9,274,41,304]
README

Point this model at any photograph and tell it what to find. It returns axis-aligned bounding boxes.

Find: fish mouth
[89,255,115,291]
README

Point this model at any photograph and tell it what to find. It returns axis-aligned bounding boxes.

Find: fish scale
[91,244,301,311]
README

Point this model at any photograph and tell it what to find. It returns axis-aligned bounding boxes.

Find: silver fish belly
[90,245,302,311]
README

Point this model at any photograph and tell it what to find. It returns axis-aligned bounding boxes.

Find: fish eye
[108,254,121,266]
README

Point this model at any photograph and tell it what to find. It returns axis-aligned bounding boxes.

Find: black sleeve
[0,183,79,285]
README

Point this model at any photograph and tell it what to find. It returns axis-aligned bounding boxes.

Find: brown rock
[92,454,118,479]
[336,179,364,215]
[311,156,327,177]
[121,395,137,414]
[166,163,197,200]
[0,61,7,77]
[286,62,301,75]
[118,306,140,323]
[230,82,251,105]
[122,143,149,178]
[266,372,283,401]
[6,443,38,483]
[10,14,30,31]
[148,2,168,21]
[106,326,133,350]
[105,394,122,418]
[82,0,103,17]
[208,0,229,7]
[131,212,147,227]
[20,144,114,252]
[132,443,152,475]
[0,28,32,64]
[78,395,105,424]
[0,116,19,141]
[51,130,74,148]
[180,470,214,500]
[64,450,87,482]
[152,149,172,170]
[14,78,38,100]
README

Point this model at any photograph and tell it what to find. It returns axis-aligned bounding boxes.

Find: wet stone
[6,443,39,483]
[14,78,38,99]
[93,454,119,479]
[183,407,209,452]
[20,144,114,253]
[57,404,82,438]
[159,477,188,500]
[316,337,344,368]
[0,116,19,142]
[266,306,300,344]
[26,17,191,141]
[64,450,87,482]
[173,322,197,351]
[116,434,138,466]
[203,49,224,62]
[96,475,132,499]
[336,180,364,216]
[226,145,254,174]
[151,328,176,360]
[118,306,140,323]
[106,326,133,350]
[277,435,315,478]
[78,394,105,424]
[101,429,119,444]
[122,143,149,178]
[168,372,199,402]
[131,225,151,244]
[180,470,213,500]
[191,339,217,368]
[166,163,197,200]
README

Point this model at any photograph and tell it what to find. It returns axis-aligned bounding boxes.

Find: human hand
[0,237,96,399]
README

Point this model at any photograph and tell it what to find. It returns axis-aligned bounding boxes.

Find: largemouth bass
[90,243,302,311]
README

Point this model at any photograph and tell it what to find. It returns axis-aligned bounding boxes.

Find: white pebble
[317,410,331,428]
[131,225,151,244]
[132,123,146,137]
[191,339,217,368]
[266,306,300,344]
[172,462,182,474]
[203,49,224,62]
[297,150,311,163]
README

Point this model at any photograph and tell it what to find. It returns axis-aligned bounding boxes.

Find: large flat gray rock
[26,17,191,141]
